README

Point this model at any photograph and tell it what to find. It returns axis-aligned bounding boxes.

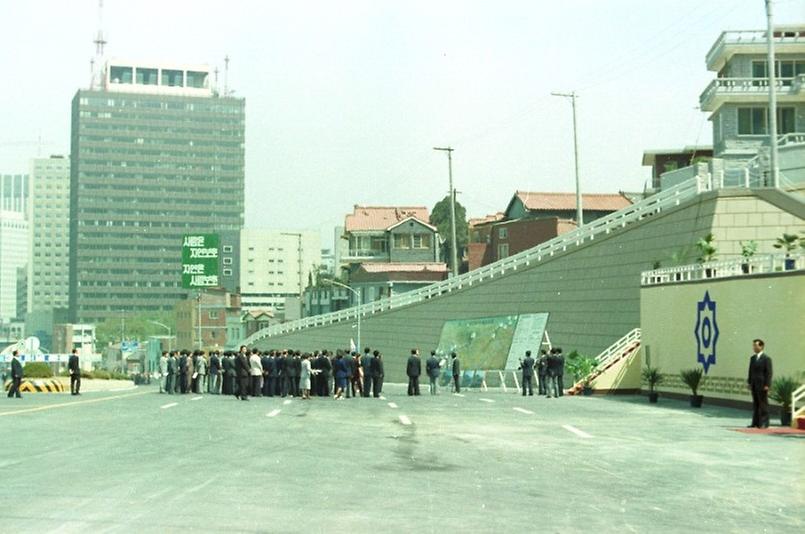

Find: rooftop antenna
[92,0,107,89]
[224,55,230,97]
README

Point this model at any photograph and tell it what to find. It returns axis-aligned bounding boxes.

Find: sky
[1,0,803,246]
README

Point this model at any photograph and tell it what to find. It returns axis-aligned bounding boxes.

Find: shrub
[110,372,129,381]
[642,366,663,393]
[23,362,53,378]
[92,370,111,380]
[680,368,704,396]
[770,377,799,408]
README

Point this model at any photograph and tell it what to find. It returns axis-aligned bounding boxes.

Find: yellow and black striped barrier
[3,379,66,393]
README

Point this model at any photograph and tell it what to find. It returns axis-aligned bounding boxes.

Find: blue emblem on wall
[694,290,719,373]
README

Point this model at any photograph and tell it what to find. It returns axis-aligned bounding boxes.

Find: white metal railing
[594,328,641,369]
[570,328,641,392]
[706,29,805,67]
[792,384,805,427]
[243,177,708,344]
[778,132,805,148]
[700,77,797,110]
[641,253,805,286]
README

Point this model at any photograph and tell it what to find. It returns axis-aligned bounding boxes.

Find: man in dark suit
[278,351,289,397]
[407,349,422,396]
[451,353,461,393]
[318,351,332,397]
[343,350,354,398]
[371,351,384,398]
[361,348,373,398]
[556,347,565,397]
[426,350,441,395]
[537,350,548,395]
[6,350,23,399]
[747,338,773,428]
[236,346,250,400]
[519,350,535,396]
[178,351,188,394]
[68,348,81,396]
[266,351,277,397]
[291,351,302,397]
[208,351,221,394]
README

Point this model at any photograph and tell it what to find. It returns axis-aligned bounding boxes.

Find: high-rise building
[239,230,321,312]
[27,156,71,316]
[0,174,29,323]
[69,59,245,323]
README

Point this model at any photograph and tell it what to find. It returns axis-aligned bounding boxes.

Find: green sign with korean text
[181,234,220,289]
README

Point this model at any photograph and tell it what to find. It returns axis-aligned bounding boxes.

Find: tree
[95,310,176,347]
[430,195,469,271]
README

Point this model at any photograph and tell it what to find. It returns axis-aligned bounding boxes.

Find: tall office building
[28,156,71,314]
[0,174,29,323]
[69,59,245,323]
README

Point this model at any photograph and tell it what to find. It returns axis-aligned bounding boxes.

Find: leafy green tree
[95,311,176,347]
[430,195,468,271]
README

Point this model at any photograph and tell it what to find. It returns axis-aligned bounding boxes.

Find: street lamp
[322,279,361,350]
[147,320,172,351]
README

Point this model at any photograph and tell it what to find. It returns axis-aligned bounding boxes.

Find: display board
[434,313,549,370]
[181,234,219,288]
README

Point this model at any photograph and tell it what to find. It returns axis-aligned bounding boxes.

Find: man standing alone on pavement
[426,350,441,395]
[68,348,82,396]
[451,353,461,393]
[519,350,535,396]
[407,349,422,396]
[371,351,385,398]
[747,339,773,428]
[6,350,23,399]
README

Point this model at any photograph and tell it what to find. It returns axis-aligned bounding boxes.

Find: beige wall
[641,273,805,403]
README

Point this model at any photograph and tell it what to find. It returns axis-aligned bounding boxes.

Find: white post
[765,0,780,188]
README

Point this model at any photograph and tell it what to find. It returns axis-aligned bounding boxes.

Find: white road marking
[479,398,495,403]
[191,396,203,401]
[160,402,178,410]
[379,396,387,400]
[513,407,534,415]
[387,402,398,409]
[283,399,292,405]
[398,415,412,426]
[267,409,281,417]
[562,424,593,438]
[453,393,465,397]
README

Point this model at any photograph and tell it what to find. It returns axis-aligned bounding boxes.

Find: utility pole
[765,0,780,188]
[433,147,458,277]
[281,232,305,318]
[551,91,584,226]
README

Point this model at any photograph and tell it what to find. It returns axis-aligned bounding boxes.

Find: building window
[186,71,208,89]
[109,66,133,84]
[393,234,411,249]
[223,268,232,276]
[738,107,795,135]
[498,243,509,259]
[223,245,233,253]
[161,69,184,87]
[223,257,232,265]
[499,227,508,239]
[208,310,218,320]
[412,234,431,249]
[135,67,158,85]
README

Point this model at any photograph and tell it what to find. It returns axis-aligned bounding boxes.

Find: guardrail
[595,328,641,368]
[700,77,797,110]
[243,177,708,345]
[641,253,804,286]
[706,29,805,68]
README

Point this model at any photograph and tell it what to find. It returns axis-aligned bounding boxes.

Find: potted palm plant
[739,241,757,274]
[696,233,717,277]
[770,376,799,427]
[773,233,799,270]
[680,368,704,407]
[642,366,663,403]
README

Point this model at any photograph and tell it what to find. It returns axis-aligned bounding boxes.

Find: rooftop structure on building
[344,206,432,232]
[642,146,714,190]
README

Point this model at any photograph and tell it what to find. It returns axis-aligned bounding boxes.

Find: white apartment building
[239,229,321,312]
[0,174,29,323]
[27,156,71,314]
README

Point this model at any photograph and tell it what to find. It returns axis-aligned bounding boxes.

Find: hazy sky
[1,0,803,245]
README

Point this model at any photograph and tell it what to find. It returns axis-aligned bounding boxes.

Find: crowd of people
[158,346,388,400]
[518,348,567,397]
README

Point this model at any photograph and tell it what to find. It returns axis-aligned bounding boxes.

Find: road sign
[181,234,220,289]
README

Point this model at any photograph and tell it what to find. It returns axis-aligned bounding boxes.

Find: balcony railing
[343,249,388,259]
[641,253,804,286]
[700,76,800,111]
[706,29,805,69]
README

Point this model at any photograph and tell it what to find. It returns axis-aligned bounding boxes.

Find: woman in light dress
[300,354,319,400]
